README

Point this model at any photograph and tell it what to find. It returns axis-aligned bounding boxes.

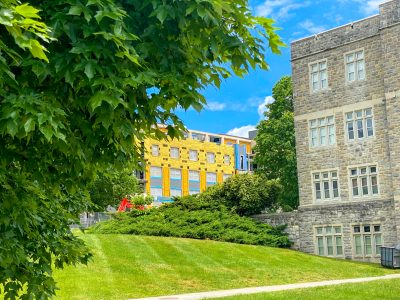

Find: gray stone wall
[275,0,400,261]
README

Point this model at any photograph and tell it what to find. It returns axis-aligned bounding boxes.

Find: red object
[118,198,133,212]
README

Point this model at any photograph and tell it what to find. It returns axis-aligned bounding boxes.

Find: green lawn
[54,233,398,300]
[214,278,400,300]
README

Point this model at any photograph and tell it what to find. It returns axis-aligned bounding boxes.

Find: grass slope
[54,233,398,300]
[215,278,400,300]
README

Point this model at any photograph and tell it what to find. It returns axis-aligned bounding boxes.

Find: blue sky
[175,0,382,137]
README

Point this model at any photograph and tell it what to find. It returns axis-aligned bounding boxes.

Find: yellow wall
[144,137,236,197]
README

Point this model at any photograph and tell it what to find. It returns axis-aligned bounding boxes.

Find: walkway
[130,274,400,300]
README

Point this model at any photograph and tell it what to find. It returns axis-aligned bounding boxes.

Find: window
[315,226,344,257]
[150,166,162,178]
[353,224,382,257]
[310,116,335,147]
[349,166,379,197]
[170,147,179,159]
[150,188,162,197]
[170,168,181,179]
[313,171,340,201]
[189,150,198,161]
[310,60,328,92]
[346,50,365,82]
[189,170,200,181]
[224,155,231,165]
[170,189,182,197]
[223,174,232,181]
[151,145,160,156]
[240,155,244,169]
[207,152,215,164]
[206,172,217,186]
[346,108,374,141]
[170,168,182,197]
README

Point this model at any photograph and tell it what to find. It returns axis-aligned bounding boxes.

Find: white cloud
[206,101,226,111]
[359,0,381,15]
[255,0,310,20]
[298,20,327,34]
[257,96,275,119]
[226,125,257,138]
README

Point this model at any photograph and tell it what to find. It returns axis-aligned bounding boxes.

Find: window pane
[375,235,382,255]
[316,227,323,235]
[357,60,365,80]
[320,127,326,145]
[335,226,342,234]
[365,108,372,116]
[310,120,317,127]
[317,237,324,256]
[352,178,359,196]
[357,119,364,138]
[326,226,333,234]
[327,237,333,255]
[361,177,368,195]
[333,180,339,198]
[374,225,381,232]
[355,235,362,255]
[354,226,361,233]
[370,166,377,173]
[364,225,371,233]
[324,181,330,199]
[347,121,354,140]
[336,237,343,255]
[347,53,354,62]
[364,236,372,255]
[366,118,373,136]
[329,125,335,144]
[348,62,355,81]
[315,183,321,200]
[371,176,378,194]
[314,174,320,180]
[346,112,353,121]
[351,169,358,176]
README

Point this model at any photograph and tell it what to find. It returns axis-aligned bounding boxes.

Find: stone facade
[258,0,400,262]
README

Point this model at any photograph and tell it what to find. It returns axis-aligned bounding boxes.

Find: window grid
[346,108,374,141]
[224,155,231,165]
[170,147,180,159]
[313,171,340,201]
[349,166,379,197]
[207,152,216,164]
[150,166,162,178]
[310,60,328,92]
[315,226,344,257]
[188,170,200,181]
[346,50,365,82]
[206,172,217,185]
[189,150,198,161]
[353,224,382,257]
[151,145,160,156]
[310,116,335,147]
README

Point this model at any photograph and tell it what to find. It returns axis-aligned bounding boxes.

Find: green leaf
[29,40,49,63]
[14,3,40,19]
[84,61,95,79]
[39,125,53,141]
[68,5,83,16]
[24,118,35,133]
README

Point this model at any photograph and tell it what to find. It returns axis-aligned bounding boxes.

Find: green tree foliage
[254,76,299,209]
[89,196,291,248]
[0,0,283,298]
[89,169,140,210]
[200,174,281,216]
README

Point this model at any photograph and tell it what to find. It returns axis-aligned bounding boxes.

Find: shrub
[199,174,281,216]
[88,196,291,248]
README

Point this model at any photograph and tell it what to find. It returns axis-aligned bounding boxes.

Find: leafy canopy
[254,76,298,209]
[0,0,283,298]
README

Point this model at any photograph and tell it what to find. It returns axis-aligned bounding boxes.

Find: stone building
[256,0,400,262]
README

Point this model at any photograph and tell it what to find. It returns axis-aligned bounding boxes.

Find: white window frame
[189,170,200,181]
[314,225,344,257]
[170,189,182,197]
[151,144,160,156]
[352,224,382,257]
[345,49,365,83]
[309,59,328,93]
[150,166,162,178]
[207,152,215,164]
[189,150,198,161]
[309,116,335,148]
[150,187,163,197]
[224,155,231,165]
[312,170,340,202]
[170,147,180,159]
[345,108,374,142]
[223,174,232,181]
[349,165,379,198]
[170,168,182,180]
[206,172,217,184]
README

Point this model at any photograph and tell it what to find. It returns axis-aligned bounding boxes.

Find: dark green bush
[199,174,281,216]
[88,196,291,248]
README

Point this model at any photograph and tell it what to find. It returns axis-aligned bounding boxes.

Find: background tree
[254,76,298,210]
[89,169,140,210]
[0,0,284,298]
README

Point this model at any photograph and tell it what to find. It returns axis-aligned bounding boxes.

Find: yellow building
[140,128,254,202]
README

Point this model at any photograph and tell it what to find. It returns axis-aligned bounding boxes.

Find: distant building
[139,128,253,202]
[257,0,400,262]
